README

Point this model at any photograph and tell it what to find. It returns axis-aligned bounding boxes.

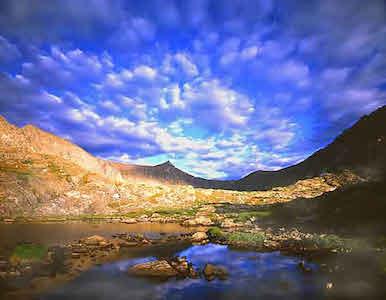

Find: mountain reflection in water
[41,244,324,300]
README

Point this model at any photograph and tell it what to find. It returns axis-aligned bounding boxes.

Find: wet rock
[0,260,8,271]
[71,253,81,259]
[84,235,106,246]
[170,257,189,275]
[203,264,228,281]
[298,261,312,273]
[3,218,15,223]
[118,241,138,247]
[71,246,88,253]
[191,232,208,242]
[128,260,178,278]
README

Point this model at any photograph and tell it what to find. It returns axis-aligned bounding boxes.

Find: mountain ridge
[1,105,385,192]
[115,105,386,190]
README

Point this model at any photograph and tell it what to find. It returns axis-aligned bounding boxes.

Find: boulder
[128,260,178,278]
[84,235,106,246]
[191,232,208,242]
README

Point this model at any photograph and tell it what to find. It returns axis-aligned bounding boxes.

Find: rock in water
[191,232,208,242]
[84,235,106,246]
[203,263,228,281]
[128,260,178,278]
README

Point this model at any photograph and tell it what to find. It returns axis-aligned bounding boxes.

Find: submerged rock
[298,261,312,273]
[203,263,228,281]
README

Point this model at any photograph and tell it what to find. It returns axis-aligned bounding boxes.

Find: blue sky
[0,0,385,179]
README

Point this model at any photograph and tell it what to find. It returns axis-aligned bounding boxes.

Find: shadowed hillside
[116,105,386,191]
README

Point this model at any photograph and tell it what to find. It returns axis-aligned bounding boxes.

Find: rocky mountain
[112,160,231,187]
[116,105,386,191]
[0,115,359,217]
[235,105,386,190]
[0,116,122,183]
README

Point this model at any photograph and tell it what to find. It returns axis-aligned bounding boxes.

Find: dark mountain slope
[113,160,237,188]
[115,105,386,191]
[236,105,386,190]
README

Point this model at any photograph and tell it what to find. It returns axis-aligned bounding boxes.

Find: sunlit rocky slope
[0,113,365,217]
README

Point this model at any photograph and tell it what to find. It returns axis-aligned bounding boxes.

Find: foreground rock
[128,257,198,279]
[128,260,178,278]
[83,235,106,246]
[191,232,208,244]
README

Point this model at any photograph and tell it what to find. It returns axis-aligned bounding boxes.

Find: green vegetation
[226,231,266,247]
[378,253,386,274]
[21,159,33,165]
[233,210,272,222]
[308,234,345,249]
[152,207,198,217]
[11,244,47,261]
[207,227,265,247]
[207,227,225,239]
[16,172,32,181]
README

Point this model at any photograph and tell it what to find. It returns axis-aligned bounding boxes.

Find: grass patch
[152,207,198,217]
[11,244,47,261]
[207,227,225,240]
[226,231,266,247]
[233,210,272,222]
[308,234,345,249]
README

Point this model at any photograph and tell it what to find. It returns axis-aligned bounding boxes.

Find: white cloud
[133,65,157,80]
[268,60,310,87]
[181,79,255,130]
[174,53,199,77]
[240,46,260,60]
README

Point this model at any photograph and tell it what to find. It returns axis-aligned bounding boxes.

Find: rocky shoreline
[1,204,385,298]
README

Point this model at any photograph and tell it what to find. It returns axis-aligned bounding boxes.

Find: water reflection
[41,244,324,300]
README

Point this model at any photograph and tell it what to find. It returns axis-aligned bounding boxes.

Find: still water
[42,244,324,300]
[1,223,385,300]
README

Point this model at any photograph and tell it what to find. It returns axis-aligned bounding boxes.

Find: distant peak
[158,160,174,167]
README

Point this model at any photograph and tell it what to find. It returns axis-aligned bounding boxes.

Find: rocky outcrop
[128,260,179,278]
[128,257,198,279]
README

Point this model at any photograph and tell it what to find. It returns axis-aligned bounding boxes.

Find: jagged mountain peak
[157,160,175,168]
